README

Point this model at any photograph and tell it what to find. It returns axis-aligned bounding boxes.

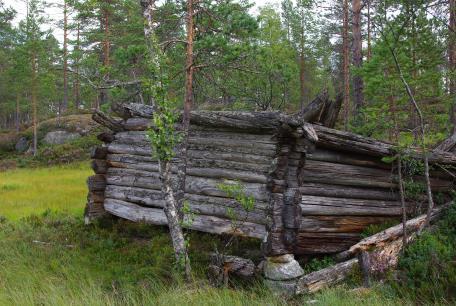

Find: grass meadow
[0,162,451,305]
[0,163,91,219]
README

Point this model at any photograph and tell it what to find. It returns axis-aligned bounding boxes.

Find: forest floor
[0,163,452,305]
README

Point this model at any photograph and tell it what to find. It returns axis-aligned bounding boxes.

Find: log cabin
[85,95,456,260]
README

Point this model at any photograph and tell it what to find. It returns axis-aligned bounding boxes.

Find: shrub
[394,204,456,303]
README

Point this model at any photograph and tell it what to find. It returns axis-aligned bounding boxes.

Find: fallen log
[335,202,452,262]
[295,258,358,294]
[434,130,456,152]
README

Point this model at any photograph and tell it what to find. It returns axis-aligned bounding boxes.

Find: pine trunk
[62,0,68,113]
[450,0,456,131]
[352,0,364,114]
[31,51,37,156]
[343,0,350,129]
[367,0,372,61]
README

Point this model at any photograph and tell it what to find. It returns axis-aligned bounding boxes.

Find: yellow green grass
[0,162,91,220]
[0,163,449,305]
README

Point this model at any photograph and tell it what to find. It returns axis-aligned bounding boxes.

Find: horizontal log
[187,150,271,165]
[92,110,124,132]
[87,174,106,192]
[300,195,411,216]
[108,140,276,158]
[104,185,269,225]
[306,148,390,169]
[189,129,275,143]
[122,117,150,131]
[107,143,151,156]
[112,103,155,119]
[106,168,269,201]
[312,124,456,165]
[295,233,361,254]
[295,258,359,294]
[299,182,398,201]
[107,159,268,183]
[312,124,392,157]
[300,215,398,233]
[115,130,276,146]
[302,160,394,185]
[104,198,267,238]
[335,202,452,261]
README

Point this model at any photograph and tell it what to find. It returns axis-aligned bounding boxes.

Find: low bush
[394,203,456,303]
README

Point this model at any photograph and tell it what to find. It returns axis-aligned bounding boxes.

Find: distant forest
[0,0,454,144]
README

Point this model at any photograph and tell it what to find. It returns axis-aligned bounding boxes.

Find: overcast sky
[4,0,280,45]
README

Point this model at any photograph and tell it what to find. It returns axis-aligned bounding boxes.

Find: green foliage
[217,181,255,213]
[302,256,336,274]
[361,220,400,238]
[394,204,456,303]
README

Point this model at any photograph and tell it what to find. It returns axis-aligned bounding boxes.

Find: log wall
[85,105,455,255]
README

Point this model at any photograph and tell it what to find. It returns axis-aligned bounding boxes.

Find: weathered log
[358,251,371,287]
[123,117,151,131]
[321,93,343,128]
[300,215,397,233]
[305,148,390,169]
[114,130,276,146]
[295,232,361,254]
[299,91,329,123]
[299,182,398,201]
[92,110,124,132]
[97,132,115,143]
[187,150,271,165]
[189,129,275,143]
[107,143,151,156]
[107,158,268,183]
[300,195,412,216]
[335,202,451,261]
[313,124,456,165]
[106,168,269,201]
[104,198,267,238]
[295,258,359,294]
[91,159,107,174]
[90,146,108,159]
[87,174,106,192]
[112,102,155,119]
[209,254,256,286]
[104,185,269,225]
[434,130,456,152]
[108,150,271,166]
